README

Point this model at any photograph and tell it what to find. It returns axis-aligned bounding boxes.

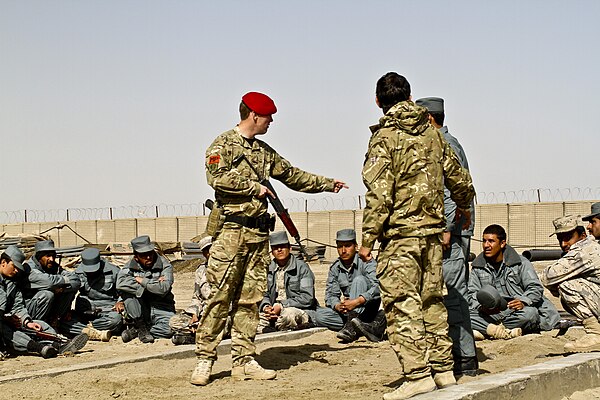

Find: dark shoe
[454,356,478,376]
[135,320,155,344]
[336,313,361,343]
[121,327,138,343]
[40,345,58,359]
[171,333,195,345]
[59,333,89,354]
[351,310,387,342]
[261,326,277,334]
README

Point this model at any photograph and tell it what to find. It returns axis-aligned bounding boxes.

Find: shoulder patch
[208,154,221,165]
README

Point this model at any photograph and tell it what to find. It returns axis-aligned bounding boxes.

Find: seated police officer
[117,235,175,343]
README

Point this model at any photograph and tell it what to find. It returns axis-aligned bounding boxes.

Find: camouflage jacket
[361,101,475,248]
[541,235,600,290]
[184,262,211,317]
[205,127,336,219]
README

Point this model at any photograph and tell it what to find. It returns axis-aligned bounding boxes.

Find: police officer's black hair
[0,253,12,263]
[376,72,411,113]
[429,111,445,126]
[483,224,507,242]
[575,226,586,236]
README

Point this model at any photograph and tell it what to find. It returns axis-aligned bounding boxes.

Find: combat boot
[564,317,600,353]
[383,376,437,400]
[351,310,387,342]
[433,371,457,388]
[336,312,362,343]
[82,325,112,342]
[27,340,58,359]
[58,333,89,355]
[232,359,277,381]
[134,319,155,344]
[171,333,195,345]
[486,323,522,340]
[472,330,485,341]
[121,327,138,343]
[190,359,213,386]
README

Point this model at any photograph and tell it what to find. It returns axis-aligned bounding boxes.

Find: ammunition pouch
[224,213,275,233]
[206,203,225,238]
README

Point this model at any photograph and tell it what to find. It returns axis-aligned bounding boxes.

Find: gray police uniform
[22,255,81,323]
[116,255,175,338]
[440,126,477,361]
[469,245,560,332]
[62,260,123,335]
[260,254,318,325]
[0,274,57,353]
[315,253,380,331]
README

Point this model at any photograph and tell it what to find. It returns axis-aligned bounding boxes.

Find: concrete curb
[413,352,600,400]
[0,327,327,384]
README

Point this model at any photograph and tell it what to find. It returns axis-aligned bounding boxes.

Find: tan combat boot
[486,323,522,340]
[473,330,485,341]
[231,359,277,381]
[383,376,437,400]
[564,317,600,353]
[433,371,457,388]
[190,359,213,386]
[82,325,112,342]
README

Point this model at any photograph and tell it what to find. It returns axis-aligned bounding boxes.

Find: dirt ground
[0,261,594,400]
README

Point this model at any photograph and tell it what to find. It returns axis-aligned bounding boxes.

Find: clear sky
[1,1,599,212]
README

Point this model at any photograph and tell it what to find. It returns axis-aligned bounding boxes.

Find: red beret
[242,92,277,115]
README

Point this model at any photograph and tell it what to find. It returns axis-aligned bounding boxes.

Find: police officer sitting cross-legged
[117,235,175,343]
[315,229,385,343]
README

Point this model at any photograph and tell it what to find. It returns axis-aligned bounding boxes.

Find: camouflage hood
[377,101,431,136]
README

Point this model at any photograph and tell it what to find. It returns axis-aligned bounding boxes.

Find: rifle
[23,328,70,343]
[239,154,310,260]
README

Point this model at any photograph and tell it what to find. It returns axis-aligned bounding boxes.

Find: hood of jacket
[376,101,431,137]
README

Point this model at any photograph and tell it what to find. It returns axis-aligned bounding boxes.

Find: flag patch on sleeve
[208,154,221,165]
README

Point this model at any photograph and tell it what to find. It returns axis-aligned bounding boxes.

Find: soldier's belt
[224,213,274,232]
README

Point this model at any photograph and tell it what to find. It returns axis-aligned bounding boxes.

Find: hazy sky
[2,1,599,212]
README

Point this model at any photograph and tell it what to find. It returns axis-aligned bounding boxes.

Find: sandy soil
[0,261,593,400]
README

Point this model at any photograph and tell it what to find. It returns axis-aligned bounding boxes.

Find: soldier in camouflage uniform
[359,73,475,400]
[169,236,213,345]
[541,215,600,353]
[190,91,347,386]
[416,97,478,376]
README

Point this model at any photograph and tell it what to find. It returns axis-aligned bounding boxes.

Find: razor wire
[2,187,600,224]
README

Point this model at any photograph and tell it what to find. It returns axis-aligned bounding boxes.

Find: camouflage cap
[2,245,26,271]
[415,97,444,113]
[582,202,600,222]
[198,236,212,251]
[550,215,582,236]
[269,231,289,247]
[336,228,356,242]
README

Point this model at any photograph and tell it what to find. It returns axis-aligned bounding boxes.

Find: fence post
[155,205,159,218]
[66,209,70,221]
[109,207,113,220]
[537,188,541,202]
[24,209,28,223]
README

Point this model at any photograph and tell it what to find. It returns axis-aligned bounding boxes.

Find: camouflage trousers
[378,234,453,380]
[558,278,600,321]
[169,312,196,334]
[195,227,269,366]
